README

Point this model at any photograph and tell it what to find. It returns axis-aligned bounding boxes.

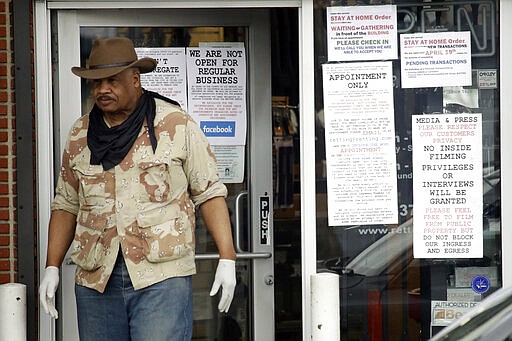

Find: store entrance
[50,7,301,341]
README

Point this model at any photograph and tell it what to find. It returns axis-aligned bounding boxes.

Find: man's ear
[127,68,142,88]
[132,69,141,87]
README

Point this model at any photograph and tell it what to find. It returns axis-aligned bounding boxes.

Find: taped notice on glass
[431,300,479,326]
[400,31,472,88]
[326,5,398,61]
[211,145,244,184]
[187,47,247,146]
[322,61,398,226]
[412,113,483,258]
[135,47,188,111]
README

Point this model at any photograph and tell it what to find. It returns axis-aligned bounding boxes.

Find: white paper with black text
[322,61,398,226]
[412,113,483,258]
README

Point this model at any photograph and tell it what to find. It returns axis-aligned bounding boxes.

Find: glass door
[54,8,274,340]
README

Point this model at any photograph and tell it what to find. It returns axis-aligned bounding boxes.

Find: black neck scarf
[87,90,180,170]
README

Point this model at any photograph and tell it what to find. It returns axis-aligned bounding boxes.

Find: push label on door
[260,196,270,245]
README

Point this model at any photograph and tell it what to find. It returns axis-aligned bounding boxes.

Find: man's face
[91,68,141,115]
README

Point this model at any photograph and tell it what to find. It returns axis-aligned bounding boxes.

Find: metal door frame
[58,7,275,340]
[500,0,512,288]
[55,7,275,341]
[34,2,308,340]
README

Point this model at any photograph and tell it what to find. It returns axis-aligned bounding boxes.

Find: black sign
[260,196,270,245]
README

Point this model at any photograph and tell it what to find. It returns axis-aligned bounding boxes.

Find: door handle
[66,252,271,264]
[193,190,272,261]
[195,252,271,260]
[234,190,248,253]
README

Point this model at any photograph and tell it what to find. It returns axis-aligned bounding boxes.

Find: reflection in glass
[313,1,500,340]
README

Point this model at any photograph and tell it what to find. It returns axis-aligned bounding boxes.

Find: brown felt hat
[71,37,157,79]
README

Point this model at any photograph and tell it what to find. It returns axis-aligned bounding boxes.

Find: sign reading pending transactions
[400,31,472,88]
[412,113,483,258]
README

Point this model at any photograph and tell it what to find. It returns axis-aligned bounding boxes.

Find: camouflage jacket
[51,99,227,292]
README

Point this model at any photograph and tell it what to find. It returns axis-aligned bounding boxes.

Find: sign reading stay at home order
[400,31,472,88]
[327,5,398,61]
[412,113,482,258]
[186,47,247,145]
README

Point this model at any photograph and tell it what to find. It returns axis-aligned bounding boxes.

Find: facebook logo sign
[201,121,236,137]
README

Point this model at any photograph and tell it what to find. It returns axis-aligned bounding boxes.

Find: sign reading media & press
[412,113,482,258]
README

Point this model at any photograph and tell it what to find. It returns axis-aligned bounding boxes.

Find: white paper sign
[400,31,472,88]
[412,114,483,258]
[327,5,398,61]
[454,266,498,288]
[135,47,188,111]
[443,87,479,111]
[322,61,398,226]
[211,145,245,184]
[431,300,479,326]
[187,47,247,145]
[446,288,481,302]
[477,69,497,89]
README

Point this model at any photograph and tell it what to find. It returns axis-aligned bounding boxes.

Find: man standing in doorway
[39,37,236,341]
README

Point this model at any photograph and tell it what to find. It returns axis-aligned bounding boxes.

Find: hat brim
[71,57,157,79]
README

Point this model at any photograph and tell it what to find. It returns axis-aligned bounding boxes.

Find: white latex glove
[209,259,236,313]
[39,266,59,319]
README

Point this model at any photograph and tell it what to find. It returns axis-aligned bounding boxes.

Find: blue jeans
[75,253,193,341]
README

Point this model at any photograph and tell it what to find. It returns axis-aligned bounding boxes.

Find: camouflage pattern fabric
[51,99,227,292]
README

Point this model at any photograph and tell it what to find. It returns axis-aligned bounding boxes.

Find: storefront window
[313,1,500,339]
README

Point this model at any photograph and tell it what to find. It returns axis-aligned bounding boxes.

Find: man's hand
[39,266,60,319]
[209,259,236,313]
